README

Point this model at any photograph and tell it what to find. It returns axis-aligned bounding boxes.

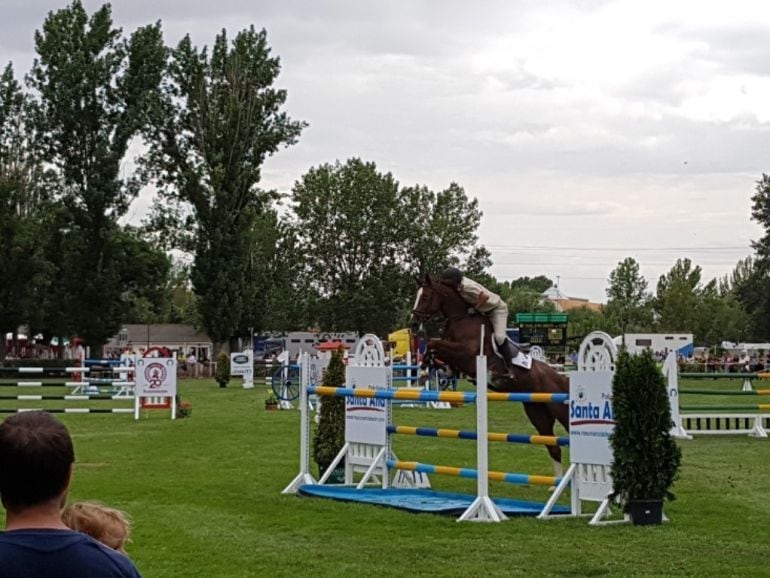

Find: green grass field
[1,377,770,577]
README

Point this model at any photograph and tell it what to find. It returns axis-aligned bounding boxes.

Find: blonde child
[62,502,132,554]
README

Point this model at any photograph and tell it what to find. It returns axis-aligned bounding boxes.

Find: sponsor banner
[345,365,390,445]
[135,358,178,397]
[230,350,253,376]
[231,350,254,388]
[307,355,330,386]
[569,371,614,466]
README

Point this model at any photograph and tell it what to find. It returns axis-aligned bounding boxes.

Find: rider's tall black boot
[497,339,517,369]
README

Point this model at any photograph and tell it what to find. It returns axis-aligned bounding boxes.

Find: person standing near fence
[186,350,197,378]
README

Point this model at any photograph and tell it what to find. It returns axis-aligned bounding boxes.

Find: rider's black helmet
[441,267,463,284]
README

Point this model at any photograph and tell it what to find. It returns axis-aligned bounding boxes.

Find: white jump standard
[285,332,619,524]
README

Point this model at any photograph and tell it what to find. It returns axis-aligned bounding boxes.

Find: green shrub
[610,349,682,507]
[215,352,230,388]
[312,348,346,470]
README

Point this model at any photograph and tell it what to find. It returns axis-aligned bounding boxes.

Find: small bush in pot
[610,349,682,525]
[215,352,230,388]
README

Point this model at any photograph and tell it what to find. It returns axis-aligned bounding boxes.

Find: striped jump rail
[0,382,87,387]
[680,372,759,379]
[680,404,770,411]
[0,408,134,414]
[308,386,568,404]
[0,395,129,401]
[0,367,88,374]
[387,425,569,447]
[386,459,560,487]
[679,388,770,396]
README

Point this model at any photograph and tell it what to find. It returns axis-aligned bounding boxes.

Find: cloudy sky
[2,0,768,302]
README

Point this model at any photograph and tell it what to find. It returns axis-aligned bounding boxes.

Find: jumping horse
[410,275,570,477]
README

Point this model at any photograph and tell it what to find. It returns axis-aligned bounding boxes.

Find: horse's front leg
[423,339,477,378]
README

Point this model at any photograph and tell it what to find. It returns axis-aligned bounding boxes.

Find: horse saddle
[511,340,531,354]
[491,339,533,370]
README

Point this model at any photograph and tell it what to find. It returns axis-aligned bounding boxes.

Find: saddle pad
[512,351,532,370]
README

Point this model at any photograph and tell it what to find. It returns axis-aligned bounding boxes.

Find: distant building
[540,286,603,312]
[614,333,694,357]
[105,324,213,361]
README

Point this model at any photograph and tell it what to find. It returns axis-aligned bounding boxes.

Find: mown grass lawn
[2,377,769,577]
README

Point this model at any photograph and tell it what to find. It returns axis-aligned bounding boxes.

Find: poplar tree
[28,1,168,355]
[143,26,305,351]
[0,63,52,359]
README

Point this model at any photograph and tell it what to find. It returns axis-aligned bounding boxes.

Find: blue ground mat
[298,485,570,516]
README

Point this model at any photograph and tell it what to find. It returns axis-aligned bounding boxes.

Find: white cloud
[2,0,768,302]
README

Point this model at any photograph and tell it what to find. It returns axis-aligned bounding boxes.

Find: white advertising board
[230,350,254,388]
[569,370,614,466]
[135,358,178,398]
[345,365,390,446]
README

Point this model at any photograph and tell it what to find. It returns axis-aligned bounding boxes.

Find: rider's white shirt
[458,277,502,313]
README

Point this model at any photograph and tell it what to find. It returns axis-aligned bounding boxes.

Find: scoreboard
[515,312,568,347]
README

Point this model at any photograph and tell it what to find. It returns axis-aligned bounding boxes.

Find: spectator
[0,412,141,577]
[177,350,187,378]
[62,502,132,554]
[186,350,197,377]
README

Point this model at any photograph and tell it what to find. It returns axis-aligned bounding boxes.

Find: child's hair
[62,501,132,552]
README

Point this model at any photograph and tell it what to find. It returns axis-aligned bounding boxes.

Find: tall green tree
[605,257,653,340]
[290,159,488,335]
[0,63,53,359]
[654,258,702,333]
[745,175,770,340]
[258,216,314,331]
[725,256,767,342]
[28,1,166,355]
[400,182,486,274]
[693,279,748,345]
[291,159,407,334]
[143,26,305,350]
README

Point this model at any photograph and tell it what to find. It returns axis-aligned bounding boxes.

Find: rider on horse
[440,267,518,369]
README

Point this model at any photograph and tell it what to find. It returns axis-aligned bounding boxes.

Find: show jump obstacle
[665,354,770,439]
[284,331,619,524]
[0,359,176,420]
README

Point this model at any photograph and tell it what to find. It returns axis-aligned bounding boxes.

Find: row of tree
[1,1,769,358]
[546,256,763,346]
[0,1,489,357]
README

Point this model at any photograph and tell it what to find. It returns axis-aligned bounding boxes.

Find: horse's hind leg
[523,404,563,482]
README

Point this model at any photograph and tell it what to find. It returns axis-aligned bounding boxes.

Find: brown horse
[410,275,570,477]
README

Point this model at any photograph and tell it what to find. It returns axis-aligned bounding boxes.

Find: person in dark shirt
[0,411,141,577]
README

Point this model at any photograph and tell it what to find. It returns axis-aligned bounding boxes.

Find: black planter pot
[628,499,664,526]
